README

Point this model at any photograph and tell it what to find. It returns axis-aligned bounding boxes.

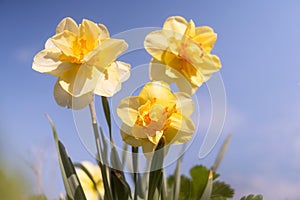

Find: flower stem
[88,97,113,200]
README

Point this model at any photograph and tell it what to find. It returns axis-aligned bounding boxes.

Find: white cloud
[228,173,300,199]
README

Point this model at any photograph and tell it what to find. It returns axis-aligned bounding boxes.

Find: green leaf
[178,175,192,199]
[148,141,165,200]
[200,171,213,200]
[211,134,232,172]
[110,169,132,200]
[101,96,112,140]
[58,141,87,200]
[74,163,101,199]
[46,115,86,200]
[92,125,113,200]
[190,165,211,199]
[173,159,181,200]
[210,181,234,199]
[240,194,263,200]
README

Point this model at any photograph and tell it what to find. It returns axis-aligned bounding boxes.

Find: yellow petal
[141,140,156,154]
[79,19,102,51]
[32,48,74,76]
[54,80,92,110]
[192,53,221,84]
[131,124,147,139]
[84,38,128,72]
[56,17,79,35]
[76,161,104,199]
[184,20,196,38]
[82,190,99,200]
[76,169,99,200]
[98,24,110,38]
[45,38,57,49]
[51,30,78,57]
[147,130,164,145]
[81,161,102,181]
[144,30,169,62]
[58,64,101,96]
[117,97,140,127]
[175,77,198,94]
[149,59,176,83]
[139,81,176,108]
[120,124,142,147]
[164,113,195,144]
[94,61,130,97]
[194,26,217,53]
[163,16,188,35]
[174,92,194,117]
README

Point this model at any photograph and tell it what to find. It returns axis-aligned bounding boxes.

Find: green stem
[132,146,138,200]
[101,96,113,142]
[147,139,165,200]
[89,98,113,200]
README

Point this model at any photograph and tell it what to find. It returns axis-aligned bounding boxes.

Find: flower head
[32,17,130,109]
[76,161,104,200]
[117,81,195,154]
[144,16,221,94]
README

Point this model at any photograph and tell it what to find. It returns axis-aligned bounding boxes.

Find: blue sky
[1,0,300,199]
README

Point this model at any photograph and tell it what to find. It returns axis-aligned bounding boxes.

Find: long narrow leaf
[173,158,181,200]
[148,141,164,200]
[101,96,112,140]
[58,141,86,200]
[199,171,213,200]
[73,163,102,200]
[46,115,75,200]
[211,134,232,172]
[92,124,113,200]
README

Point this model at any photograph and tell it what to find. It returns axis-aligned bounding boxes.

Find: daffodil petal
[192,53,221,84]
[117,97,140,127]
[58,64,101,96]
[164,113,195,144]
[79,19,102,51]
[194,26,217,53]
[147,130,164,145]
[56,17,79,34]
[144,30,170,62]
[94,61,130,97]
[174,92,194,117]
[139,81,176,108]
[32,48,74,76]
[84,38,128,72]
[45,38,57,49]
[163,16,188,35]
[98,24,110,38]
[51,30,78,57]
[184,20,196,37]
[175,77,198,94]
[149,58,177,84]
[120,124,142,147]
[141,140,156,154]
[76,161,104,199]
[131,124,148,139]
[54,81,93,110]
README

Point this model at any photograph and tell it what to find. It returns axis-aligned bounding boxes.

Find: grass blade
[211,134,232,172]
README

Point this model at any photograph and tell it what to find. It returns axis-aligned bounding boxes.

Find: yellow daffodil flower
[144,16,221,94]
[32,17,130,109]
[76,161,104,200]
[117,81,195,154]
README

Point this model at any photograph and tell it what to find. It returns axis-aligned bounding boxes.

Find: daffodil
[32,17,130,109]
[76,161,104,200]
[117,81,195,154]
[144,16,221,94]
